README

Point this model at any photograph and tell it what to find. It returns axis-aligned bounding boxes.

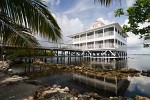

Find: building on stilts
[68,20,128,60]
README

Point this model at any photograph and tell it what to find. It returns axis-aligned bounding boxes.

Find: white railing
[104,31,114,37]
[95,33,103,38]
[105,43,114,48]
[95,44,103,48]
[80,37,86,41]
[87,35,94,39]
[80,45,86,50]
[74,38,80,42]
[87,44,94,49]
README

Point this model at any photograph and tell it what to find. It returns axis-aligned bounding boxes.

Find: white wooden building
[68,20,128,59]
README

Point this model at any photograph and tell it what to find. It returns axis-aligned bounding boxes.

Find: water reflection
[72,73,130,96]
[125,76,150,98]
[11,55,150,98]
[49,57,127,71]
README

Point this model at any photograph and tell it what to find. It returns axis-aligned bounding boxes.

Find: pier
[0,41,127,62]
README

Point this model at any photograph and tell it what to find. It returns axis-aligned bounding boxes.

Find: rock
[0,61,10,71]
[8,69,12,72]
[52,84,59,88]
[84,92,102,100]
[0,75,28,85]
[63,87,69,92]
[120,68,140,73]
[135,95,150,100]
[43,90,59,99]
[27,96,34,100]
[70,89,79,97]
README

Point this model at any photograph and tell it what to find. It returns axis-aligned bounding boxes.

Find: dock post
[115,76,118,96]
[75,51,76,61]
[56,50,59,63]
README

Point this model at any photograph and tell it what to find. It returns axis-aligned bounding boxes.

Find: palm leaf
[94,0,121,7]
[0,13,39,47]
[0,0,61,42]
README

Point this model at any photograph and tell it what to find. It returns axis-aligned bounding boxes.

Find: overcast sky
[41,0,150,54]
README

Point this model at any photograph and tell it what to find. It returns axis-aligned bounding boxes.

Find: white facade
[69,22,127,50]
[68,20,128,59]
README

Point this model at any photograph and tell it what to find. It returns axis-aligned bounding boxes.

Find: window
[115,27,117,32]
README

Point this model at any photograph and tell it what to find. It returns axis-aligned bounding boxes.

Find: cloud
[64,0,93,14]
[123,19,143,46]
[95,17,114,25]
[108,12,114,17]
[122,19,150,54]
[127,76,150,96]
[127,32,143,46]
[43,0,60,5]
[53,14,84,42]
[125,0,135,7]
[138,22,150,29]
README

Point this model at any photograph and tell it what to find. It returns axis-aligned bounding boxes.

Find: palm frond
[0,13,39,47]
[0,0,61,41]
[94,0,121,7]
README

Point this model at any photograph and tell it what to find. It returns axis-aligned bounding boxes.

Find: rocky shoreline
[26,84,149,100]
[1,61,150,100]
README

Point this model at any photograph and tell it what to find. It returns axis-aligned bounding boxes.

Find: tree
[0,0,61,47]
[94,0,121,7]
[115,0,150,40]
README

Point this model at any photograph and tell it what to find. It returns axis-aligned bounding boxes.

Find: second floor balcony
[104,31,114,37]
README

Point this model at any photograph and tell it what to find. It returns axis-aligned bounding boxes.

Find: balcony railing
[95,44,103,48]
[95,33,103,38]
[74,38,80,42]
[87,44,94,49]
[104,31,114,37]
[105,43,114,48]
[87,35,94,39]
[80,46,86,50]
[80,37,86,41]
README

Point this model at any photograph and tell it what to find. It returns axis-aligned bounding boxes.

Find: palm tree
[95,0,121,6]
[0,0,61,47]
[0,13,39,47]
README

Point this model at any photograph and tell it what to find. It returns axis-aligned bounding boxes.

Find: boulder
[70,89,79,97]
[63,87,69,92]
[120,68,140,73]
[136,95,150,100]
[0,75,28,85]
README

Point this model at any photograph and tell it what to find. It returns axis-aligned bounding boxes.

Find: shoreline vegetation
[0,60,150,100]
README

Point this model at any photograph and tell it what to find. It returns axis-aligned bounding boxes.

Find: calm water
[1,54,150,99]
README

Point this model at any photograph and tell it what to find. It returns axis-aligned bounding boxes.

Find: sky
[41,0,150,54]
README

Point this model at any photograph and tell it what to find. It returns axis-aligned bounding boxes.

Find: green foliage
[46,51,55,57]
[114,8,124,17]
[115,0,150,47]
[0,0,61,47]
[94,0,112,6]
[94,0,121,7]
[144,33,150,40]
[143,43,150,48]
[126,0,150,35]
[5,49,56,59]
[115,0,150,36]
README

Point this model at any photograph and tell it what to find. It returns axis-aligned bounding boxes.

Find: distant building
[68,20,128,59]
